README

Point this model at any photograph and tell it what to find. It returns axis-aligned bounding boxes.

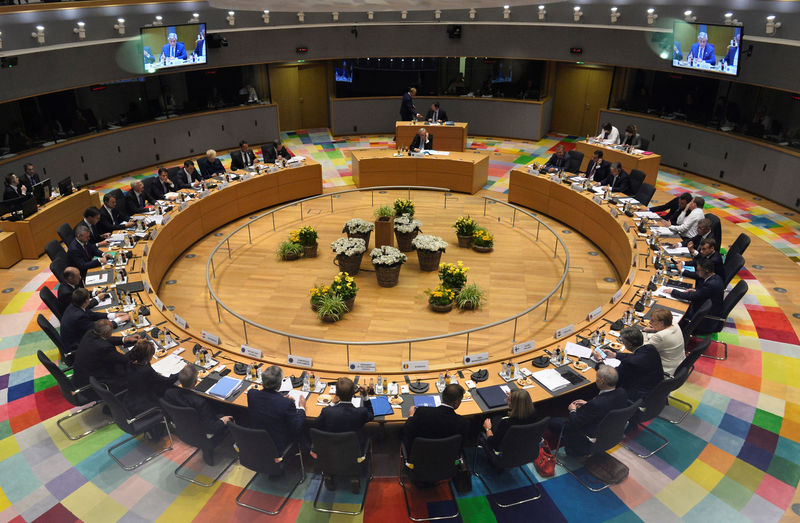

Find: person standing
[400,87,418,121]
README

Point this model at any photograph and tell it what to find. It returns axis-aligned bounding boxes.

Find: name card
[178,202,188,212]
[153,295,164,311]
[571,182,583,192]
[143,244,149,256]
[287,354,312,368]
[587,306,603,321]
[611,289,623,304]
[150,229,158,240]
[143,280,151,293]
[627,270,635,284]
[140,261,146,273]
[623,222,631,233]
[610,207,619,218]
[592,195,603,205]
[173,313,187,329]
[201,330,220,345]
[241,173,252,181]
[555,324,575,339]
[198,190,209,199]
[513,340,536,355]
[633,255,638,267]
[218,182,229,190]
[463,352,489,365]
[632,238,637,250]
[241,344,263,359]
[402,360,429,371]
[162,214,171,225]
[349,361,376,372]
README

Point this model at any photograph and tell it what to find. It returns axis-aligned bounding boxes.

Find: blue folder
[370,396,393,417]
[413,396,437,408]
[207,376,242,399]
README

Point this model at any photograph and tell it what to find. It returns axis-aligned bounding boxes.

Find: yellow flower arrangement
[331,271,358,300]
[438,261,469,289]
[472,227,494,247]
[426,284,456,305]
[298,226,318,246]
[309,284,332,304]
[289,229,301,244]
[453,216,477,236]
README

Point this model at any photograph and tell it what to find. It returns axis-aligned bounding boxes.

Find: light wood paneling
[395,122,468,152]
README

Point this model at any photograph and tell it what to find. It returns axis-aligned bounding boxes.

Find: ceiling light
[114,18,125,35]
[262,10,270,24]
[766,15,781,35]
[683,10,696,22]
[226,11,235,26]
[31,25,45,44]
[503,5,510,19]
[153,15,163,26]
[298,11,305,23]
[401,10,408,19]
[573,6,583,22]
[368,10,374,20]
[74,21,86,39]
[538,5,546,21]
[189,13,200,23]
[435,9,441,20]
[646,8,658,25]
[332,11,339,21]
[610,7,620,23]
[469,8,476,20]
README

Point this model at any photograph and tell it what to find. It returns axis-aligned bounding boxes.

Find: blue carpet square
[543,471,628,522]
[710,429,745,456]
[737,442,773,472]
[490,485,567,523]
[719,413,750,439]
[7,381,34,402]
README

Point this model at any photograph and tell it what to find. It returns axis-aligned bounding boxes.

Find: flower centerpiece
[393,213,423,252]
[316,293,349,323]
[438,261,468,291]
[331,237,367,276]
[455,283,485,310]
[472,227,494,253]
[373,206,395,248]
[412,234,448,271]
[277,240,303,261]
[342,218,374,248]
[309,284,332,311]
[370,245,407,287]
[297,225,319,258]
[453,216,477,248]
[393,198,415,217]
[426,284,456,313]
[331,271,358,311]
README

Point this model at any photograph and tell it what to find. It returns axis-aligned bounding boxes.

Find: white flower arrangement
[394,213,422,233]
[331,237,367,256]
[412,234,448,252]
[370,245,407,266]
[343,218,375,234]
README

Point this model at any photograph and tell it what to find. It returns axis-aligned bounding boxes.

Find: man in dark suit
[262,141,293,164]
[247,365,306,451]
[650,192,692,225]
[598,327,663,403]
[409,128,434,152]
[71,319,138,391]
[399,87,417,121]
[68,225,110,278]
[57,266,107,313]
[229,140,257,171]
[3,173,28,200]
[192,29,206,59]
[60,289,129,354]
[689,32,716,65]
[722,33,740,69]
[98,194,127,235]
[679,238,724,280]
[668,259,725,335]
[424,102,448,123]
[403,384,469,451]
[21,163,41,194]
[76,207,109,246]
[548,365,628,456]
[543,145,568,173]
[125,180,155,216]
[585,150,610,182]
[147,168,176,201]
[682,218,714,250]
[198,150,226,179]
[599,162,632,195]
[160,33,187,61]
[172,160,202,189]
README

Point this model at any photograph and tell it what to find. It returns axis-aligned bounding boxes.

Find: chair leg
[701,340,727,361]
[661,395,693,424]
[554,447,610,492]
[398,472,460,521]
[622,424,669,459]
[474,464,542,509]
[174,447,237,487]
[236,452,306,516]
[107,417,174,471]
[56,402,114,441]
[312,472,371,516]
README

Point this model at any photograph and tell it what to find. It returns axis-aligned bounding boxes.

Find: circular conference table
[89,159,688,420]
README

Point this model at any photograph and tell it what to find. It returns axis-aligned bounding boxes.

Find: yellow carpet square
[683,460,724,492]
[656,475,708,517]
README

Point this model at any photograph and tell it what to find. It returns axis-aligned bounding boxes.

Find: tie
[108,208,115,225]
[186,172,191,184]
[434,111,438,121]
[589,163,596,178]
[611,175,618,189]
[171,46,174,58]
[139,193,143,207]
[81,242,89,258]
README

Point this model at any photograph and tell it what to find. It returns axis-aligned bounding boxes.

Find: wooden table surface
[574,140,662,186]
[395,121,468,152]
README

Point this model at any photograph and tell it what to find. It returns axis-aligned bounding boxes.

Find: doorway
[268,62,330,131]
[551,63,613,137]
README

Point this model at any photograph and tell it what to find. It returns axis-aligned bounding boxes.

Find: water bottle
[376,375,383,394]
[309,372,316,391]
[383,377,388,392]
[438,373,445,388]
[302,373,310,392]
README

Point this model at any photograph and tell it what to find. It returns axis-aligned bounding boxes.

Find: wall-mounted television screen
[335,61,353,83]
[672,21,743,77]
[141,23,207,73]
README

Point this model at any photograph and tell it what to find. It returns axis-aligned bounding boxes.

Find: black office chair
[89,377,173,471]
[721,252,745,287]
[309,429,373,516]
[399,435,463,521]
[555,400,642,492]
[37,350,112,440]
[566,150,584,173]
[693,280,748,361]
[50,255,70,286]
[474,418,550,508]
[37,313,75,366]
[634,182,656,206]
[108,188,125,203]
[166,166,180,180]
[57,222,75,246]
[39,286,63,320]
[662,338,711,424]
[628,169,646,197]
[705,213,722,250]
[639,137,650,151]
[45,239,65,262]
[261,144,276,163]
[623,377,684,458]
[678,299,712,349]
[727,233,751,259]
[228,421,305,515]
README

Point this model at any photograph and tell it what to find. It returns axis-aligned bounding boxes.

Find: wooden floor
[157,189,619,370]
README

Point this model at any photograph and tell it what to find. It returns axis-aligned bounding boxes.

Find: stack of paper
[151,354,187,377]
[532,369,571,392]
[207,376,243,399]
[565,342,593,359]
[664,246,690,255]
[634,211,660,219]
[652,226,674,236]
[85,273,108,285]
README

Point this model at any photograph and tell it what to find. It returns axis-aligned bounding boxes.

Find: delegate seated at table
[409,128,434,152]
[689,32,716,65]
[160,33,187,61]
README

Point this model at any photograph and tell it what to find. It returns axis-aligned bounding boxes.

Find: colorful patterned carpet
[2,132,799,522]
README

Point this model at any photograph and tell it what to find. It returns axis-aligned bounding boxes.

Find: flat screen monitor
[141,23,207,73]
[672,21,743,77]
[32,178,51,206]
[335,61,353,83]
[58,177,73,196]
[20,196,38,218]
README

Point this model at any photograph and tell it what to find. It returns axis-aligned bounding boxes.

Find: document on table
[207,377,243,399]
[652,226,674,236]
[532,369,570,392]
[635,211,660,219]
[85,273,108,285]
[279,377,293,392]
[152,354,187,377]
[654,286,689,301]
[565,342,593,359]
[603,358,621,368]
[94,295,113,308]
[108,233,127,242]
[287,389,309,406]
[664,246,690,255]
[428,150,450,156]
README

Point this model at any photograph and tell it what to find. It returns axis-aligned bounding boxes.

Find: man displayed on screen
[722,33,740,69]
[193,29,206,59]
[161,33,187,62]
[143,46,157,65]
[689,32,716,65]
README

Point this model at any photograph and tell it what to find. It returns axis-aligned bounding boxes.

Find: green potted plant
[438,261,469,291]
[342,218,374,248]
[331,271,358,311]
[455,283,485,310]
[316,293,349,323]
[393,198,415,217]
[309,284,332,311]
[373,206,395,249]
[331,237,367,276]
[426,284,456,313]
[412,234,448,271]
[393,213,423,252]
[370,245,407,287]
[297,225,319,257]
[472,227,494,253]
[453,216,477,248]
[277,240,303,261]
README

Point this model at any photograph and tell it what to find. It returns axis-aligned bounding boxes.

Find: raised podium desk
[395,121,468,152]
[351,150,489,194]
[574,140,661,186]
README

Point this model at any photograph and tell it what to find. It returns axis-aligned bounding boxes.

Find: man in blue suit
[667,258,725,335]
[193,29,206,59]
[689,32,716,65]
[722,33,741,69]
[60,289,129,354]
[198,149,226,179]
[160,33,187,61]
[247,366,306,451]
[68,225,110,278]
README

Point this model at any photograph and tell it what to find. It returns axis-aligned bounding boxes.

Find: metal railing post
[272,214,276,231]
[299,202,303,221]
[483,199,487,216]
[227,239,231,259]
[465,332,470,355]
[512,318,518,343]
[330,195,334,213]
[215,301,222,323]
[544,298,550,321]
[243,320,248,344]
[287,337,292,355]
[512,208,517,227]
[247,224,252,244]
[536,221,541,241]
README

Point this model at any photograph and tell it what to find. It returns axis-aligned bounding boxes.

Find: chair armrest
[70,384,93,396]
[704,315,725,322]
[276,441,297,463]
[126,406,162,424]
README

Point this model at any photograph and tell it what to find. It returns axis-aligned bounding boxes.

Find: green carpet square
[513,155,535,164]
[34,374,56,392]
[0,420,11,441]
[710,477,753,511]
[726,459,764,491]
[456,495,495,520]
[767,455,800,487]
[752,409,782,434]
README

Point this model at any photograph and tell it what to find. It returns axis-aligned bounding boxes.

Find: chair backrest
[57,222,75,246]
[566,150,584,173]
[722,252,745,286]
[634,183,656,206]
[228,421,285,475]
[639,137,650,151]
[37,313,70,362]
[405,434,463,484]
[639,376,681,423]
[494,417,550,468]
[727,233,751,259]
[166,166,180,180]
[629,169,646,196]
[50,255,70,285]
[158,398,214,450]
[45,239,65,262]
[674,338,711,377]
[704,213,722,248]
[719,280,748,320]
[39,286,63,320]
[37,350,91,407]
[589,399,642,454]
[680,299,712,347]
[89,376,136,435]
[310,429,365,478]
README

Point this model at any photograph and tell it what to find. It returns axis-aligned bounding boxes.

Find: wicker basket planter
[303,244,318,258]
[429,302,454,313]
[347,231,371,249]
[456,234,473,248]
[472,245,493,253]
[417,249,444,271]
[336,252,364,276]
[395,230,419,252]
[374,263,402,287]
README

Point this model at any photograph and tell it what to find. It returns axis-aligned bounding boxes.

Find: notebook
[413,396,438,408]
[475,385,509,409]
[207,376,242,399]
[370,396,393,417]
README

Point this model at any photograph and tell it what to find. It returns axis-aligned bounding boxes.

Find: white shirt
[670,207,705,237]
[645,324,685,376]
[596,126,620,145]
